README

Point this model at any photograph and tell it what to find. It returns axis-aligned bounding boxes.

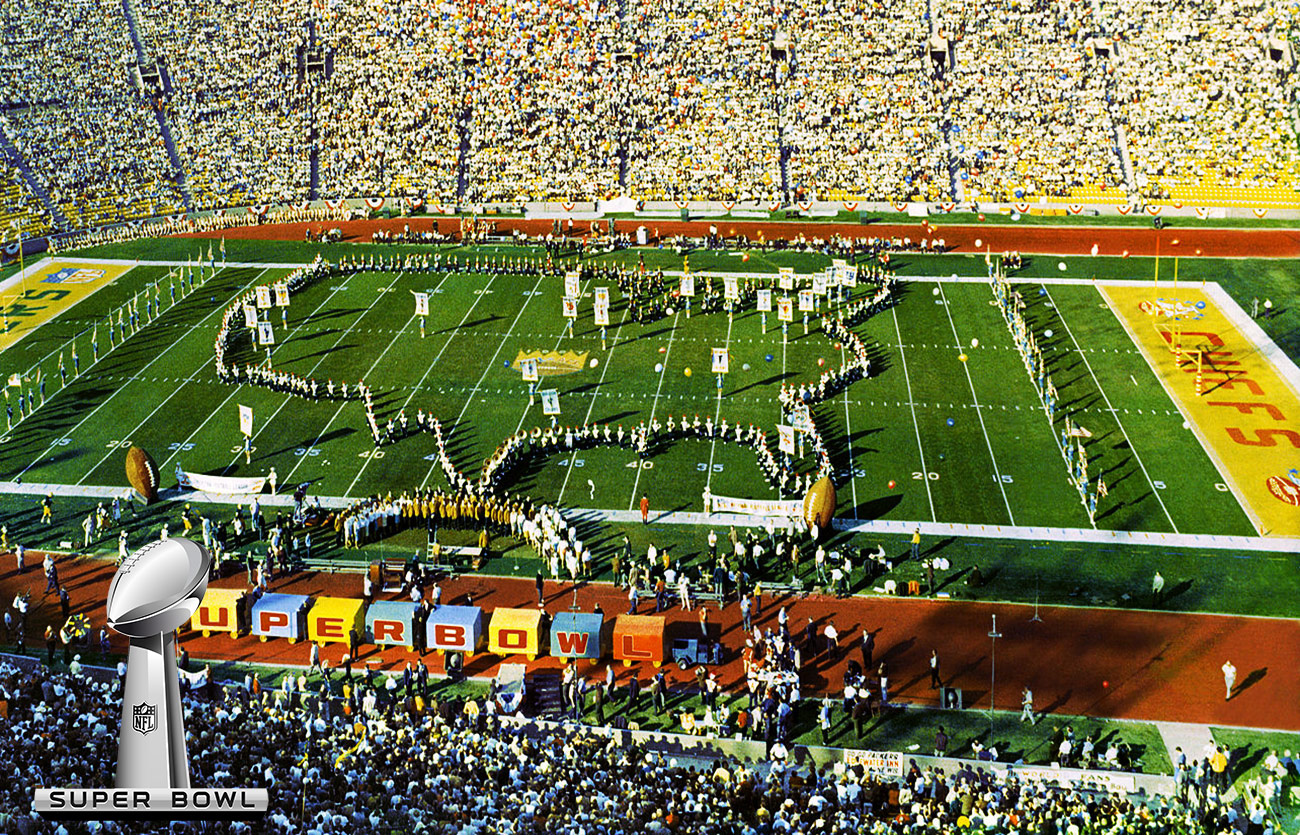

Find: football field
[0,242,1286,546]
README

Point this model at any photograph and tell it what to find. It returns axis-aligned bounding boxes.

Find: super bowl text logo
[42,267,106,284]
[132,703,157,735]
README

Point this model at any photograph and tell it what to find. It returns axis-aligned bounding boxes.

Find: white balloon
[970,338,979,349]
[1044,329,1054,338]
[655,363,664,373]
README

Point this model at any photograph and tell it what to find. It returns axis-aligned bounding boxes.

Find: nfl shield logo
[132,702,157,735]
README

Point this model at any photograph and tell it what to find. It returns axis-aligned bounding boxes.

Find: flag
[778,424,795,455]
[1097,478,1108,498]
[7,373,20,387]
[238,404,253,436]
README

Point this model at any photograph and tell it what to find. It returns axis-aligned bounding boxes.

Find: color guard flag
[7,373,20,387]
[778,424,795,455]
[274,283,290,307]
[255,286,272,309]
[239,405,253,437]
[413,292,429,317]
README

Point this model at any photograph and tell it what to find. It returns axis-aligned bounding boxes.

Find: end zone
[1101,283,1300,537]
[0,258,135,351]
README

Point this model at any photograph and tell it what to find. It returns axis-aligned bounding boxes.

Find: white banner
[1009,765,1134,793]
[709,495,803,517]
[562,297,578,318]
[757,288,772,312]
[238,404,253,436]
[778,424,795,454]
[593,287,610,326]
[711,348,729,374]
[520,358,539,383]
[841,749,904,777]
[255,285,272,309]
[257,322,275,345]
[565,271,580,299]
[798,289,814,312]
[812,272,828,296]
[680,276,695,297]
[843,265,858,285]
[777,296,793,322]
[413,292,429,317]
[274,283,290,307]
[177,469,266,495]
[778,267,795,291]
[540,389,560,415]
[242,304,257,328]
[723,276,739,301]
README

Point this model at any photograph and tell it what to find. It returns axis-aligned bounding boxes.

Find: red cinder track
[6,557,1293,730]
[179,217,1300,258]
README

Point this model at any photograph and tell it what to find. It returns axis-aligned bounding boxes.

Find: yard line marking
[936,284,1015,524]
[421,272,547,489]
[889,305,936,522]
[703,310,735,497]
[557,304,631,506]
[510,275,596,438]
[627,309,682,511]
[217,270,413,478]
[336,271,473,494]
[159,272,366,474]
[840,337,859,517]
[16,265,244,480]
[1047,285,1178,533]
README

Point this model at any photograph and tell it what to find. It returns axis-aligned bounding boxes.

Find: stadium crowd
[0,657,1286,834]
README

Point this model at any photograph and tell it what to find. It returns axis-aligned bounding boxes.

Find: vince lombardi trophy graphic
[106,538,212,788]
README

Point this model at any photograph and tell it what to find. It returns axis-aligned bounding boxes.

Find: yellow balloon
[958,354,968,362]
[684,367,692,377]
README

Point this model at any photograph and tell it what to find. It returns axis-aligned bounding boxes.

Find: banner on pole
[778,424,795,454]
[843,265,858,285]
[593,287,609,326]
[711,348,729,374]
[242,304,258,328]
[723,276,739,301]
[680,275,695,297]
[413,292,429,317]
[777,296,793,322]
[274,283,290,307]
[812,272,828,296]
[257,322,275,346]
[540,389,560,415]
[564,271,580,299]
[562,297,578,319]
[238,404,253,436]
[255,285,272,309]
[798,289,815,312]
[778,267,795,291]
[519,358,539,383]
[757,288,772,312]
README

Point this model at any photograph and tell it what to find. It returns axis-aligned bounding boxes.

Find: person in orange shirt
[640,494,650,524]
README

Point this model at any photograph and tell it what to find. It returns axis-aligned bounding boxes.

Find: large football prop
[803,476,836,534]
[124,444,160,503]
[107,538,212,638]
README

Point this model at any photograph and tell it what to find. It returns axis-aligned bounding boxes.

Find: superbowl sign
[712,348,729,374]
[757,288,772,312]
[132,703,157,735]
[238,405,253,436]
[680,276,695,297]
[777,296,793,322]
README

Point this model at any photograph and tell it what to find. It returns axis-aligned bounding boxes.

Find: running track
[180,217,1300,259]
[5,554,1294,731]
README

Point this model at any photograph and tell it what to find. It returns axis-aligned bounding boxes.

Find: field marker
[889,304,936,522]
[935,284,1014,524]
[17,265,247,481]
[627,309,682,510]
[1131,375,1138,386]
[1045,286,1178,533]
[422,271,547,490]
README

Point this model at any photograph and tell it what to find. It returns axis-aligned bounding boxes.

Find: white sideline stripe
[4,479,1295,554]
[1202,281,1300,398]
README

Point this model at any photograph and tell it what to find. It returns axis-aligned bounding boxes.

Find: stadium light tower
[9,219,25,300]
[988,614,1002,723]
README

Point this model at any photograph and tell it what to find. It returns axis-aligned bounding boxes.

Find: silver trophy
[106,538,212,789]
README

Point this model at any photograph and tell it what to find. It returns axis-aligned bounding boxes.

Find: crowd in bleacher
[3,0,1300,236]
[0,656,1288,834]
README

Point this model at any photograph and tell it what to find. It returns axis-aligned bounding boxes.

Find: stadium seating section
[1,0,1299,230]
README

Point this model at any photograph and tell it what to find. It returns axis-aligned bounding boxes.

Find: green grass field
[0,237,1297,619]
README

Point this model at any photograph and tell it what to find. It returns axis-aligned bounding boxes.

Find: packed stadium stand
[0,0,1297,230]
